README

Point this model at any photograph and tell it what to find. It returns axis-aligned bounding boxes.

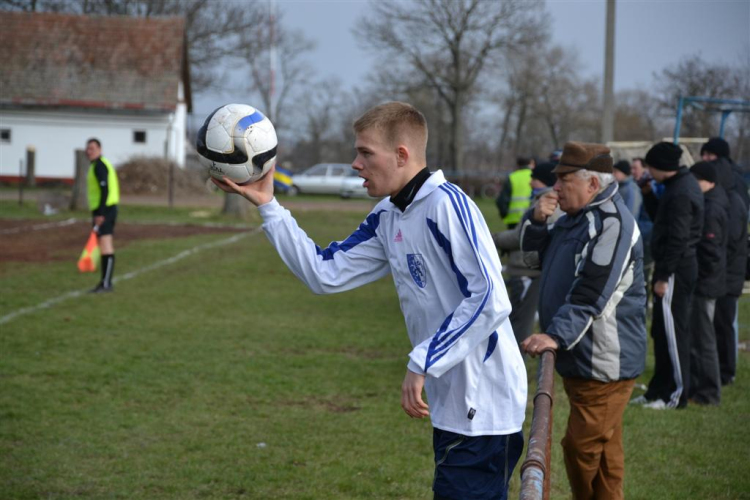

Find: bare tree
[357,0,544,172]
[292,78,347,166]
[239,19,315,131]
[654,54,742,138]
[491,42,599,162]
[613,89,666,141]
[286,82,390,170]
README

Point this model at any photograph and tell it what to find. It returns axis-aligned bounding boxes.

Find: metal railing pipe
[519,349,557,500]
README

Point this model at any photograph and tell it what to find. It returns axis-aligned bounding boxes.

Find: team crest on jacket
[407,254,427,288]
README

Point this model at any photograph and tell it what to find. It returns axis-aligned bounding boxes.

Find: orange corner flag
[77,230,100,273]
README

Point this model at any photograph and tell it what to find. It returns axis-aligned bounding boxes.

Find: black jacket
[645,167,704,283]
[725,188,749,296]
[712,157,750,211]
[732,162,750,209]
[92,158,110,216]
[711,157,749,295]
[696,186,729,298]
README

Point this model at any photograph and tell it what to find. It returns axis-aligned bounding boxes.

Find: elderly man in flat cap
[520,141,647,500]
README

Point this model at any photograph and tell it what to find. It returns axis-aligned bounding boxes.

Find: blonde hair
[353,102,428,158]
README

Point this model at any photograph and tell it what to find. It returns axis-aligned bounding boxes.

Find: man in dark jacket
[701,137,750,385]
[701,137,750,208]
[688,162,729,405]
[520,142,646,500]
[633,142,704,409]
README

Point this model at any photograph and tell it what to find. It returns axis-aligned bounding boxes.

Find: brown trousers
[561,377,635,500]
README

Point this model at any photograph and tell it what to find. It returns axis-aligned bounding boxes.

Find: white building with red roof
[0,11,192,184]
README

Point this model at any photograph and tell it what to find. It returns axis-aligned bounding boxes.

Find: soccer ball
[197,103,278,185]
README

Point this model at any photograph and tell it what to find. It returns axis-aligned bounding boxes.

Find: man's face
[631,160,644,180]
[85,141,101,161]
[352,129,402,198]
[553,171,598,215]
[648,166,668,183]
[702,152,718,162]
[696,179,715,193]
[613,169,627,182]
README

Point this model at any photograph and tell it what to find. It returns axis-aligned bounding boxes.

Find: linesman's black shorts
[93,205,118,236]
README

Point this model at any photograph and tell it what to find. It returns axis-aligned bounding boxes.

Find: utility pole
[269,0,277,123]
[601,0,616,143]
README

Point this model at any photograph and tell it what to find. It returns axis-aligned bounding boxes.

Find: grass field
[1,196,749,499]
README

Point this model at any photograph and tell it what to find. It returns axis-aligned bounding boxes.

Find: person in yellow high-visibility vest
[86,138,120,293]
[495,157,533,229]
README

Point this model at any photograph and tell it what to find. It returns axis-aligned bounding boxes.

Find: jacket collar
[388,169,446,211]
[586,179,619,209]
[390,167,430,212]
[555,181,619,227]
[662,166,689,185]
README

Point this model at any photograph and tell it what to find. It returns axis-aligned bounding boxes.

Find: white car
[289,163,370,198]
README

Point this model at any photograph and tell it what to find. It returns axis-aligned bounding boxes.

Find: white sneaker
[629,395,649,405]
[643,399,668,410]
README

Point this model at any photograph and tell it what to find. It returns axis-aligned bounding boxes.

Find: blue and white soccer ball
[197,103,278,185]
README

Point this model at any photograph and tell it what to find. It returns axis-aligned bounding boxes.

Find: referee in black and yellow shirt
[85,138,120,293]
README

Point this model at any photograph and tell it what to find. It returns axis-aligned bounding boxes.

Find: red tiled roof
[0,12,191,112]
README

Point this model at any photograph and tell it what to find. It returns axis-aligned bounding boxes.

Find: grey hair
[574,169,615,193]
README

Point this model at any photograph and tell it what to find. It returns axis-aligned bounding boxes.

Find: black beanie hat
[645,142,682,171]
[690,161,717,184]
[700,137,730,158]
[613,160,631,177]
[531,162,557,187]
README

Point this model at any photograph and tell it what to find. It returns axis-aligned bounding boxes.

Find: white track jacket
[258,170,527,436]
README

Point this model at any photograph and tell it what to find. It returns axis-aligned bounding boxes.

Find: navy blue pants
[432,428,524,500]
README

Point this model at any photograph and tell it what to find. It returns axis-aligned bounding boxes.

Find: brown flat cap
[552,141,613,174]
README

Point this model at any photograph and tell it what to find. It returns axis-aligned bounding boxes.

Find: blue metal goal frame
[673,96,750,144]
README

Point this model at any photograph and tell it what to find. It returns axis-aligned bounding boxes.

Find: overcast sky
[195,0,750,116]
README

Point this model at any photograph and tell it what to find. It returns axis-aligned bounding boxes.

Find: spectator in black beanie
[613,160,642,217]
[687,161,729,405]
[701,137,750,209]
[631,142,704,409]
[701,138,749,385]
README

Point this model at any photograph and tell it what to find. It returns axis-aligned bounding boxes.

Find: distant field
[1,196,748,499]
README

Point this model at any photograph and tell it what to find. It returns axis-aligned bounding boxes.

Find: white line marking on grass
[0,229,260,326]
[0,217,78,235]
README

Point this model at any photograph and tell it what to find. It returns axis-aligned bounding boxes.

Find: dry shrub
[117,156,209,196]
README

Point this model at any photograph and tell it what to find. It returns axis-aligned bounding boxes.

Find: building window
[0,129,10,143]
[133,130,147,143]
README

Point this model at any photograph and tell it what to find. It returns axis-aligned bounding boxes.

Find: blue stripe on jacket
[424,186,494,371]
[316,210,385,261]
[426,218,471,298]
[427,212,497,363]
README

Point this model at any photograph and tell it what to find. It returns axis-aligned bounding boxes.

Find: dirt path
[0,219,246,264]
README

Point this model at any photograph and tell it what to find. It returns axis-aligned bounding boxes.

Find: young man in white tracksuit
[214,102,527,500]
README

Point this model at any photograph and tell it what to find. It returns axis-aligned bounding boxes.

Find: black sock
[100,254,115,288]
